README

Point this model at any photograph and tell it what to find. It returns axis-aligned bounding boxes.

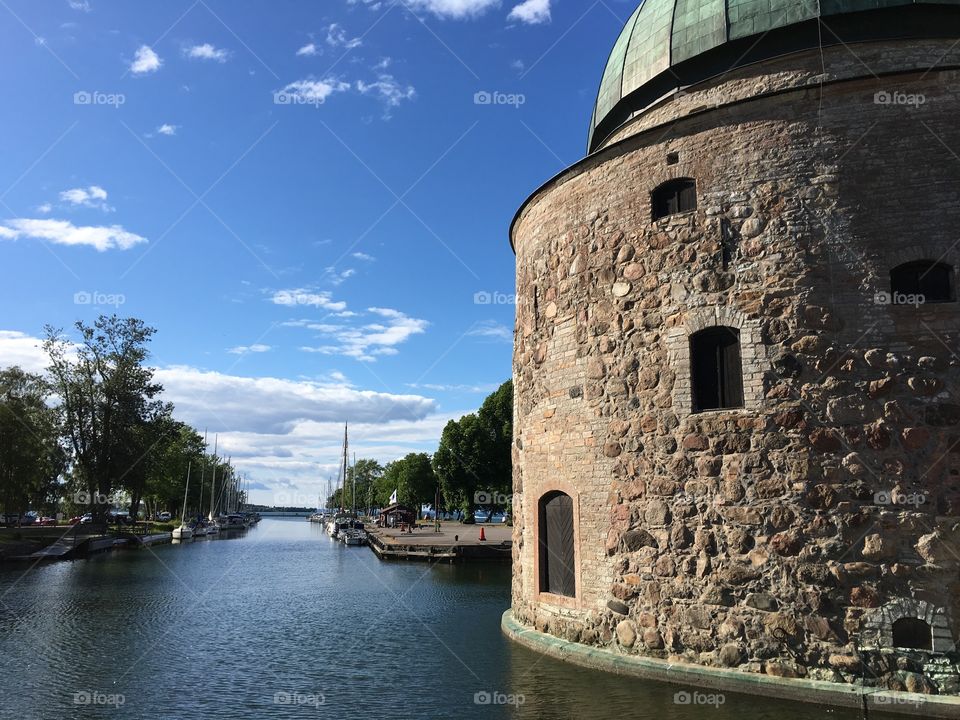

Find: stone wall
[511,40,960,694]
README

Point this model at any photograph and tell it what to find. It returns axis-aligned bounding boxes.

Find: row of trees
[327,381,514,519]
[0,315,241,521]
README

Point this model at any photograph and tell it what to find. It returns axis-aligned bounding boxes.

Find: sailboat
[205,434,221,534]
[326,423,355,539]
[172,463,194,540]
[340,446,367,546]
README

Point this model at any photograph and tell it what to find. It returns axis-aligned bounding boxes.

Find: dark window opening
[666,152,680,166]
[890,261,955,304]
[892,617,933,650]
[651,178,697,221]
[691,326,744,413]
[538,491,575,598]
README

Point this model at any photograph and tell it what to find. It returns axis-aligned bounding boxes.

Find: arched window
[651,178,697,221]
[892,617,933,650]
[538,491,575,598]
[890,261,955,304]
[690,327,744,413]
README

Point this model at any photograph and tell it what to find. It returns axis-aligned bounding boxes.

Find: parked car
[107,511,134,525]
[79,514,94,525]
[157,511,172,522]
[37,517,57,526]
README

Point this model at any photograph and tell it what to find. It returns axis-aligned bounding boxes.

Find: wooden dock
[367,524,512,563]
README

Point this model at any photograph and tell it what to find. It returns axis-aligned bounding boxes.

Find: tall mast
[342,422,349,513]
[208,434,218,521]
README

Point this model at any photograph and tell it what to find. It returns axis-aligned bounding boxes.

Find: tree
[382,453,437,510]
[432,380,513,518]
[0,367,65,516]
[44,316,169,517]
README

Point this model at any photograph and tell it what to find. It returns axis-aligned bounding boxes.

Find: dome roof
[588,0,960,152]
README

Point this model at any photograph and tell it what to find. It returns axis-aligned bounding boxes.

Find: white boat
[173,464,194,540]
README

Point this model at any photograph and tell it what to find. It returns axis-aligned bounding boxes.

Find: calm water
[0,519,865,720]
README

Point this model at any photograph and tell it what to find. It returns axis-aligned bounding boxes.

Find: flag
[389,489,398,504]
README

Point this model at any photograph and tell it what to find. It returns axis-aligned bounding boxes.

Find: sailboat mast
[342,422,349,513]
[181,462,192,522]
[209,434,218,520]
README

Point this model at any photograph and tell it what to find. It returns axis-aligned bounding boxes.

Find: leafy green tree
[0,367,65,516]
[44,315,170,518]
[382,453,437,510]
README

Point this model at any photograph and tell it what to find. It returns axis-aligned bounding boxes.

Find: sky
[0,0,634,506]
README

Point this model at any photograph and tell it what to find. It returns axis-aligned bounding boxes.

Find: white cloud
[276,78,351,105]
[130,45,162,75]
[349,0,500,20]
[299,307,428,362]
[356,75,416,108]
[185,43,230,62]
[508,0,551,24]
[36,203,52,214]
[0,331,49,373]
[227,344,272,355]
[296,43,319,57]
[351,252,375,261]
[60,185,111,211]
[467,320,513,343]
[0,218,146,251]
[270,288,346,312]
[326,23,362,49]
[157,124,178,136]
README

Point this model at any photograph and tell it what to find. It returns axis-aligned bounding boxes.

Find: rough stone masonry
[509,35,960,697]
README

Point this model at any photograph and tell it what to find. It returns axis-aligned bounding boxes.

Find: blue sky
[0,0,633,505]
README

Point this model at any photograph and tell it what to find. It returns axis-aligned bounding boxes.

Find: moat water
[0,518,876,719]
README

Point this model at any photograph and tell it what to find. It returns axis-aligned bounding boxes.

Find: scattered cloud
[326,23,362,49]
[299,307,428,362]
[270,288,346,312]
[351,252,375,261]
[0,218,147,251]
[349,0,500,20]
[36,203,52,214]
[157,123,178,136]
[276,78,351,105]
[130,45,162,75]
[227,344,272,355]
[467,320,513,343]
[356,75,416,111]
[59,185,112,211]
[296,42,319,57]
[185,43,230,62]
[407,382,500,393]
[508,0,551,24]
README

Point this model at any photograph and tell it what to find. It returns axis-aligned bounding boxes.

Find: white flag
[389,489,398,504]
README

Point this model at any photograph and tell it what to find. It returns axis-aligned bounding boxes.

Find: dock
[367,524,512,563]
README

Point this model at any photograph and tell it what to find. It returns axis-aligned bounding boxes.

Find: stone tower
[508,0,960,701]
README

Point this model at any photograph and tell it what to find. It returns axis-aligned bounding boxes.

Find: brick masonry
[510,40,960,696]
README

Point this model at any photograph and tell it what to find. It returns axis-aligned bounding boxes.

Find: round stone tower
[508,0,960,699]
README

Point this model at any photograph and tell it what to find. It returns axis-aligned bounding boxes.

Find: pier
[367,524,512,563]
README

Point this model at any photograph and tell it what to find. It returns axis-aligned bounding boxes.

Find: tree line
[0,315,243,521]
[327,380,513,520]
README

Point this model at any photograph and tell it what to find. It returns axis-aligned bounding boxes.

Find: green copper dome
[588,0,960,152]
